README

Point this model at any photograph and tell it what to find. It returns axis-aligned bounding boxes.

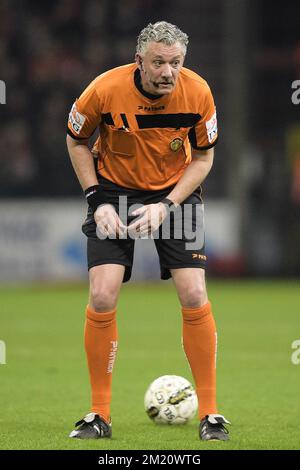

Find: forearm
[166,149,214,205]
[66,135,98,191]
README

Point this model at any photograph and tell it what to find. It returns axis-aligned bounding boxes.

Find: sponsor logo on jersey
[192,253,207,260]
[137,105,165,111]
[69,102,87,134]
[205,110,217,143]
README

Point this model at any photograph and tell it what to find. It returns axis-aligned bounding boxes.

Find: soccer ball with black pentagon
[144,375,198,424]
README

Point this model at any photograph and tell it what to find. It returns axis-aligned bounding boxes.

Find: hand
[94,204,127,238]
[128,202,168,237]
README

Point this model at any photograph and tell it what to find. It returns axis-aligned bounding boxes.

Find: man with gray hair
[67,20,230,441]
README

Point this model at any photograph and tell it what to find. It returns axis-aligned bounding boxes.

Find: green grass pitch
[0,280,300,450]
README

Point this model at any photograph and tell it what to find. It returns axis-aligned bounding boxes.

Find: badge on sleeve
[205,111,218,143]
[69,102,87,135]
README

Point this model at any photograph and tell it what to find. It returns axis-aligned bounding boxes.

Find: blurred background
[0,0,299,282]
[2,3,300,451]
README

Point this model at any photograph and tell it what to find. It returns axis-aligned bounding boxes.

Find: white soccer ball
[144,375,198,424]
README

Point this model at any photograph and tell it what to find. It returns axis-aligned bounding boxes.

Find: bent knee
[89,286,119,312]
[179,284,208,308]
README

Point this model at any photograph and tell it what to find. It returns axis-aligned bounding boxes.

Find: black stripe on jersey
[67,127,90,140]
[120,113,129,128]
[103,113,115,126]
[196,138,218,150]
[188,126,198,148]
[189,125,218,150]
[135,113,201,129]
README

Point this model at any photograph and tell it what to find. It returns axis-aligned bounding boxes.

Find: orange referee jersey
[67,64,218,190]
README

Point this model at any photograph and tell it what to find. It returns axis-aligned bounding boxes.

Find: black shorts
[82,176,206,282]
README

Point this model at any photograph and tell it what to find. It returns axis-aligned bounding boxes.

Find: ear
[135,53,143,71]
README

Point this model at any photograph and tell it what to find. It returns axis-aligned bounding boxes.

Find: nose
[161,63,172,78]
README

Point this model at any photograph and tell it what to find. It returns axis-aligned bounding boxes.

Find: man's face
[135,41,185,96]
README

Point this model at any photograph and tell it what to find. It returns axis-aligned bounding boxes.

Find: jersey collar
[134,68,162,100]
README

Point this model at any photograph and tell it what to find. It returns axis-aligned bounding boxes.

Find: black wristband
[160,197,177,212]
[84,185,106,211]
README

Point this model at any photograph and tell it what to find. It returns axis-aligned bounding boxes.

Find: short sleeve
[188,85,218,150]
[67,81,101,140]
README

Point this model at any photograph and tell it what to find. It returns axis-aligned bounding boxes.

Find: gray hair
[136,21,189,56]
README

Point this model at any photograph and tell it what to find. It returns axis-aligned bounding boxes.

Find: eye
[153,60,163,67]
[172,60,180,67]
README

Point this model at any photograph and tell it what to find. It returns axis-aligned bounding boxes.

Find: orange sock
[182,302,218,420]
[84,305,118,423]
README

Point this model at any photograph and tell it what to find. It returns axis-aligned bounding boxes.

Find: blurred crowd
[0,0,167,196]
[0,0,299,275]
